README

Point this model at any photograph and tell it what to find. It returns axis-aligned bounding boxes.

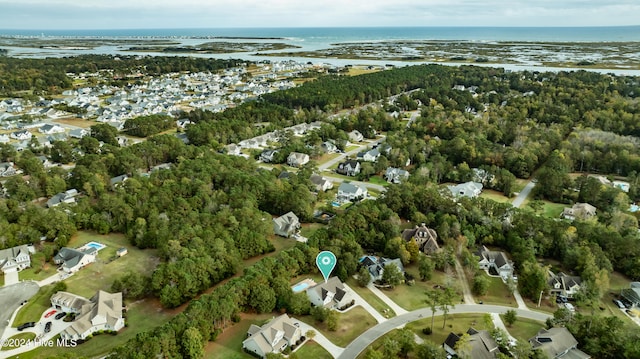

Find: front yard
[346,277,396,318]
[294,340,332,359]
[502,316,543,342]
[382,266,461,311]
[298,306,377,347]
[473,276,517,307]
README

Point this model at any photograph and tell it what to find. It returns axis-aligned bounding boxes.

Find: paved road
[337,304,551,359]
[0,282,39,342]
[366,283,408,315]
[318,136,386,172]
[512,180,536,208]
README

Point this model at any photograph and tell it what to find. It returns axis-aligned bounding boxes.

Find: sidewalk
[366,283,408,315]
[490,313,517,344]
[513,288,528,310]
[292,319,344,358]
[342,283,386,323]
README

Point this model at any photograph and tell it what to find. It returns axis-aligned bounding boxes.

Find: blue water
[85,241,106,250]
[2,26,640,42]
[292,282,310,292]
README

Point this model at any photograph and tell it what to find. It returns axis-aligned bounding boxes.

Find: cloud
[0,0,638,29]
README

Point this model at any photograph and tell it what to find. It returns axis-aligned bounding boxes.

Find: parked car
[44,321,52,333]
[556,296,568,304]
[44,310,57,318]
[17,322,35,331]
[613,299,626,309]
[54,312,67,320]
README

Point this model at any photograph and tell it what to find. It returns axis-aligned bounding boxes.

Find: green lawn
[480,190,511,204]
[501,316,543,342]
[294,340,333,359]
[11,298,176,359]
[13,284,57,327]
[1,333,37,351]
[367,176,389,187]
[475,276,517,307]
[63,231,160,298]
[18,244,58,282]
[298,306,377,347]
[346,278,396,318]
[299,223,324,238]
[383,267,461,311]
[542,201,566,218]
[204,313,276,359]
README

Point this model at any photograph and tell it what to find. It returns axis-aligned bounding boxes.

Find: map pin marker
[316,251,337,283]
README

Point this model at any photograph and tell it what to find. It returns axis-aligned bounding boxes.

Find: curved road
[336,304,550,359]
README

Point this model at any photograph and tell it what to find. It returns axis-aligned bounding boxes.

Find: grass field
[475,276,517,307]
[298,306,377,347]
[11,298,176,359]
[367,176,389,187]
[501,316,543,342]
[480,189,512,203]
[294,340,333,359]
[62,231,160,298]
[345,278,396,318]
[19,244,58,282]
[542,201,566,218]
[1,333,37,351]
[299,223,324,238]
[383,267,461,311]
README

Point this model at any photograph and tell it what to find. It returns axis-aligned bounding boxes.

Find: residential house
[448,181,483,198]
[359,256,404,282]
[401,223,439,255]
[38,124,65,134]
[0,134,9,143]
[321,141,338,153]
[69,128,89,139]
[53,247,96,273]
[287,152,309,167]
[561,203,597,221]
[477,246,514,281]
[242,314,302,358]
[384,167,410,184]
[348,130,364,142]
[110,174,129,188]
[548,271,582,299]
[358,148,380,162]
[273,211,300,238]
[47,189,79,208]
[10,129,32,140]
[176,119,192,129]
[36,155,54,168]
[51,291,91,314]
[612,180,630,193]
[309,174,334,192]
[278,171,292,181]
[621,282,640,308]
[306,276,353,309]
[259,149,279,163]
[337,182,368,202]
[225,144,242,156]
[529,327,590,359]
[443,328,499,359]
[336,160,361,177]
[0,244,34,274]
[59,290,125,341]
[0,162,17,177]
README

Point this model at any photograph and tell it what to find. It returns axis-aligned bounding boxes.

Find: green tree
[454,333,472,359]
[504,309,517,327]
[439,287,456,329]
[418,255,434,281]
[425,289,440,332]
[382,263,404,287]
[90,123,119,146]
[326,310,338,331]
[518,261,548,301]
[181,327,204,359]
[472,273,490,296]
[357,266,372,287]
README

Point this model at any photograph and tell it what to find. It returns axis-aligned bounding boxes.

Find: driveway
[512,180,536,208]
[0,282,39,341]
[292,319,344,358]
[342,283,386,323]
[337,304,551,359]
[3,271,18,286]
[366,283,408,315]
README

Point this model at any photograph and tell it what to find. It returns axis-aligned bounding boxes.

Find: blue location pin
[316,251,337,283]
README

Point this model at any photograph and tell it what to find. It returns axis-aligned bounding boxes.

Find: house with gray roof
[384,167,410,184]
[110,174,129,188]
[273,211,300,238]
[59,290,125,341]
[357,148,380,162]
[348,130,364,142]
[0,244,33,274]
[47,189,79,208]
[359,256,404,282]
[477,245,514,281]
[401,223,439,255]
[51,291,91,314]
[444,328,499,359]
[310,174,333,192]
[242,314,302,358]
[548,271,582,299]
[69,128,89,139]
[259,149,279,163]
[0,162,17,177]
[621,282,640,308]
[336,160,360,176]
[561,203,597,221]
[337,182,368,202]
[53,247,96,273]
[306,276,352,309]
[39,124,65,134]
[448,181,483,198]
[529,327,590,359]
[286,152,309,167]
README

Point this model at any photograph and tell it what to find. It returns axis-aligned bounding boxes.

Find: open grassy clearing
[479,189,512,204]
[294,340,333,359]
[383,266,461,311]
[474,276,517,307]
[12,299,176,359]
[12,284,57,326]
[299,223,324,238]
[345,277,396,318]
[298,306,377,347]
[501,316,543,342]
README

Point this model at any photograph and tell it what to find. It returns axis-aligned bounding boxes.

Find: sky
[0,0,638,29]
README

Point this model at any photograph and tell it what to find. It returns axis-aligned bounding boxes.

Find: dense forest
[1,62,640,358]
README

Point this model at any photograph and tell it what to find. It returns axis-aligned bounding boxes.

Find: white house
[0,244,34,274]
[51,291,91,314]
[58,291,125,341]
[10,130,32,140]
[46,189,79,208]
[448,181,483,198]
[306,276,352,309]
[337,182,368,202]
[336,160,361,177]
[69,128,89,139]
[384,167,410,184]
[477,246,514,281]
[273,212,300,238]
[561,203,597,221]
[359,256,404,282]
[310,174,333,192]
[348,130,364,142]
[287,152,310,167]
[53,247,96,273]
[39,124,66,134]
[0,162,18,177]
[358,148,380,162]
[548,271,582,299]
[242,314,302,358]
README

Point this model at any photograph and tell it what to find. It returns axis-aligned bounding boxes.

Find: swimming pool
[82,241,106,251]
[292,282,310,293]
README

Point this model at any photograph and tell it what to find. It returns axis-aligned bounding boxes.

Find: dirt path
[454,258,476,305]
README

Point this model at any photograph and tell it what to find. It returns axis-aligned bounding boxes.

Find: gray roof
[53,247,92,270]
[549,272,582,291]
[529,327,589,359]
[338,182,365,195]
[307,276,347,306]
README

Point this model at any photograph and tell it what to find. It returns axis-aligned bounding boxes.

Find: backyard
[204,312,276,359]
